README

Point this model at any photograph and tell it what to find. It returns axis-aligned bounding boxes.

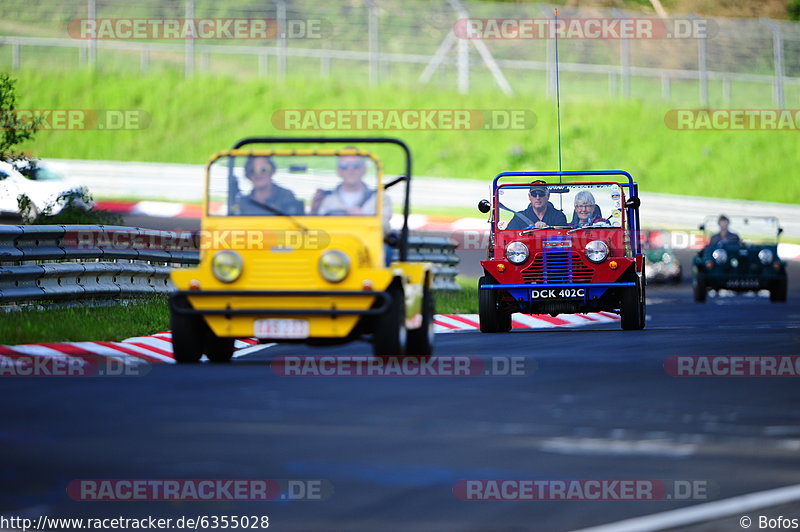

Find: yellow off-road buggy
[169,137,434,362]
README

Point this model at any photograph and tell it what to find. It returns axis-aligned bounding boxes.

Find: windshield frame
[494,181,627,232]
[204,148,385,220]
[702,215,780,245]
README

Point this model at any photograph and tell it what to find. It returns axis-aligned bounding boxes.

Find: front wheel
[478,275,512,333]
[620,276,646,330]
[406,282,435,357]
[170,295,203,363]
[693,274,707,303]
[373,283,407,357]
[770,277,788,303]
[205,333,235,363]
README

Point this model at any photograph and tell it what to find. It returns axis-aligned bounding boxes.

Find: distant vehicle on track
[476,171,646,331]
[693,215,787,302]
[169,137,435,362]
[642,230,682,284]
[0,160,91,218]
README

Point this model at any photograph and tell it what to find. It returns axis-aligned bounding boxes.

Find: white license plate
[254,319,309,339]
[531,288,585,299]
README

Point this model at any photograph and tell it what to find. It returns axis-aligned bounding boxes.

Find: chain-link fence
[0,0,798,106]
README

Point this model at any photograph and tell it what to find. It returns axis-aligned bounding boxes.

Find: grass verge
[0,296,170,345]
[435,276,478,315]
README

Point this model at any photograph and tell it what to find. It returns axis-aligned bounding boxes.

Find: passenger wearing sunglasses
[313,153,391,230]
[234,155,303,215]
[506,180,568,230]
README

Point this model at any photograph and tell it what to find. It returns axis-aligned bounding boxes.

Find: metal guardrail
[394,235,460,291]
[0,225,198,303]
[0,225,460,303]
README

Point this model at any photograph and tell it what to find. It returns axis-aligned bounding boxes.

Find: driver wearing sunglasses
[312,151,391,231]
[506,180,568,230]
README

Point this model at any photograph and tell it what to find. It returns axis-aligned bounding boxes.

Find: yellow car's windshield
[208,153,381,217]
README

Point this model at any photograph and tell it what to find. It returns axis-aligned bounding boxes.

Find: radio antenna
[554,8,563,182]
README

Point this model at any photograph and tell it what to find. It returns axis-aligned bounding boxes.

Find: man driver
[506,180,568,230]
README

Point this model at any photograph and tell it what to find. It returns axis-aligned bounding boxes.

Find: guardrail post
[764,18,785,109]
[185,0,195,78]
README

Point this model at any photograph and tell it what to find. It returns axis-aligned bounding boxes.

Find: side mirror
[384,231,400,247]
[778,227,784,236]
[699,224,705,231]
[624,197,641,209]
[478,199,491,213]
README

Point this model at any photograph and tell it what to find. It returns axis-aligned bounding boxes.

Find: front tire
[620,275,646,330]
[770,277,788,303]
[205,333,235,363]
[693,273,707,303]
[478,275,512,333]
[373,283,407,357]
[170,295,203,363]
[406,282,435,357]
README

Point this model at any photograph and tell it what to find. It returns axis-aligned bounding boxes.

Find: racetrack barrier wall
[0,225,460,304]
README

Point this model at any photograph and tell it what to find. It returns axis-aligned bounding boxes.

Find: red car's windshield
[495,182,625,231]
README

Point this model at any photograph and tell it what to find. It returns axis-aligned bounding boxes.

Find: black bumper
[170,290,391,317]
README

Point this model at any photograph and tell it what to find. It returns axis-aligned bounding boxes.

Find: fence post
[661,74,671,100]
[321,55,330,78]
[367,0,379,86]
[764,18,785,109]
[140,49,149,72]
[277,0,287,80]
[88,0,96,68]
[611,9,631,99]
[722,76,731,105]
[693,14,709,107]
[11,43,20,70]
[185,0,195,77]
[259,52,269,77]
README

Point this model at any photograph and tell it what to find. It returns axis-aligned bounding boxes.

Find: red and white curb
[0,313,619,365]
[434,312,620,332]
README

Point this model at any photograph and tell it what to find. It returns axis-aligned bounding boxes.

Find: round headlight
[758,249,774,264]
[505,241,529,265]
[585,240,609,263]
[212,250,243,283]
[712,248,728,264]
[319,250,350,283]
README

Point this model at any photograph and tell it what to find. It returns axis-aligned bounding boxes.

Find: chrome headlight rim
[319,249,351,283]
[585,240,609,264]
[712,248,728,264]
[758,248,774,265]
[505,241,529,265]
[211,250,243,283]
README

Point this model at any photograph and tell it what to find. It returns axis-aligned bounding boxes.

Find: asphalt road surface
[2,257,799,531]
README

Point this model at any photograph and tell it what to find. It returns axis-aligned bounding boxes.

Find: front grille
[521,251,593,284]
